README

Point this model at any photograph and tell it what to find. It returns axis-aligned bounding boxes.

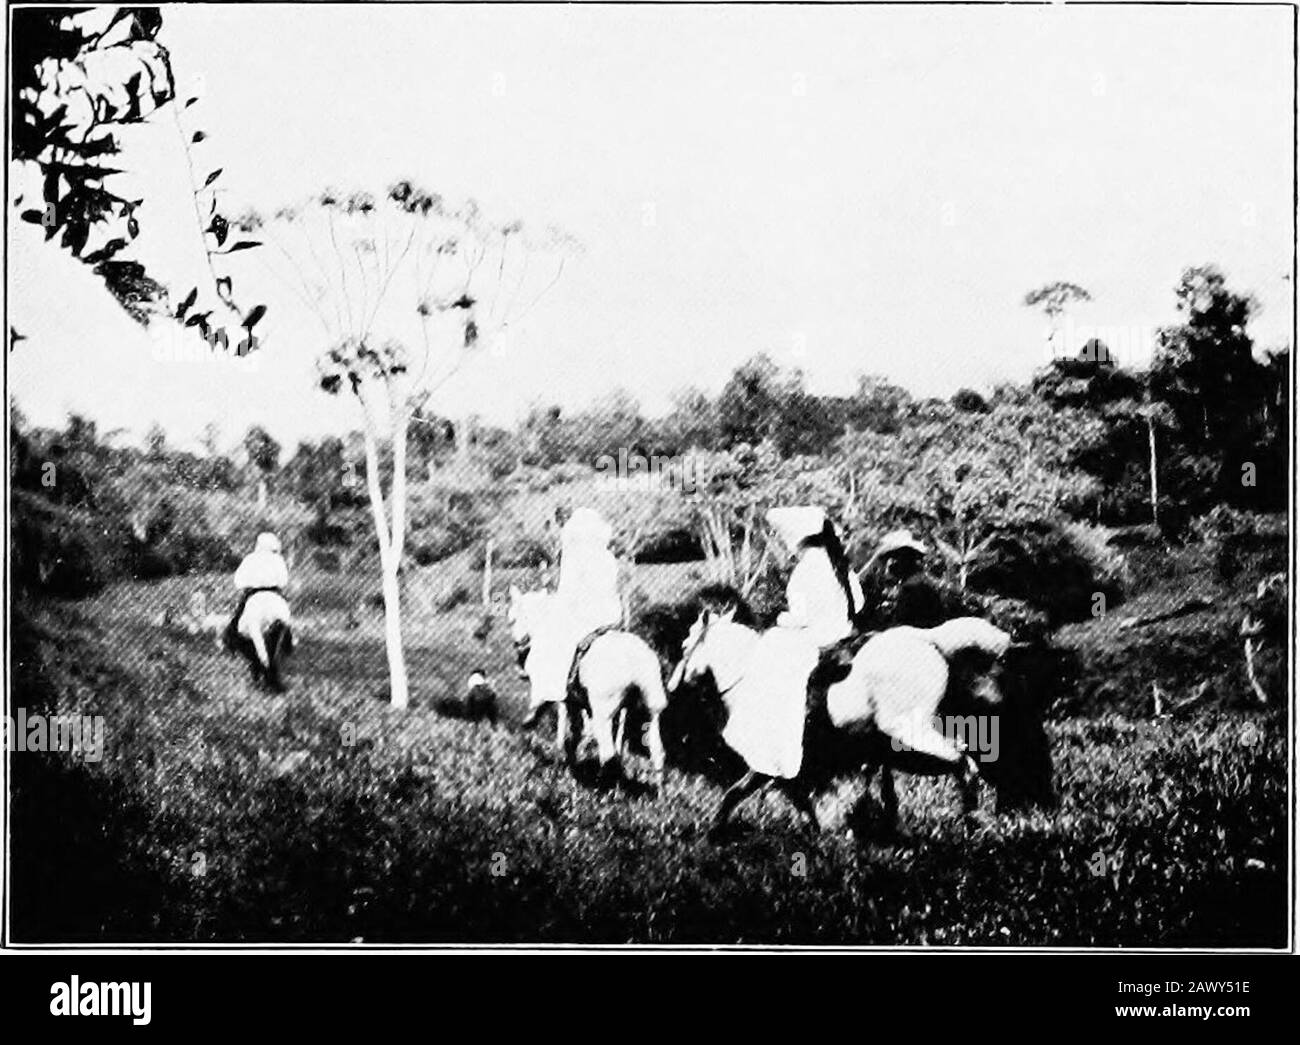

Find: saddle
[564,623,622,712]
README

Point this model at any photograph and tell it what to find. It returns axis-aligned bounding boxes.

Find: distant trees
[657,386,720,454]
[1029,265,1288,525]
[1023,281,1092,359]
[243,426,281,510]
[951,388,990,414]
[562,389,651,464]
[10,411,244,595]
[144,422,168,460]
[504,362,917,467]
[716,353,841,456]
[837,400,1105,589]
[684,443,787,596]
[1151,266,1282,507]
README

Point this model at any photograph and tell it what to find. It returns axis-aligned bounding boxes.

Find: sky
[8,2,1295,453]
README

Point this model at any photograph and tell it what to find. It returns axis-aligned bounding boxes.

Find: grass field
[9,569,1288,946]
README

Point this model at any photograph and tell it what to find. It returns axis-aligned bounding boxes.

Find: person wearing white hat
[767,506,865,649]
[521,507,624,725]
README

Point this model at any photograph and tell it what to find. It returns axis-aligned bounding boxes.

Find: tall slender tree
[245,183,575,707]
[1023,281,1092,359]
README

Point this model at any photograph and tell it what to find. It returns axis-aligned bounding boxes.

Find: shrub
[1189,506,1287,580]
[10,489,124,597]
[979,596,1051,645]
[967,521,1126,625]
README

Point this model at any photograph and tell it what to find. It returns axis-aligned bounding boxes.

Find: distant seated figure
[465,670,499,724]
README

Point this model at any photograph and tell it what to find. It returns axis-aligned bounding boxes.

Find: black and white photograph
[3,0,1296,964]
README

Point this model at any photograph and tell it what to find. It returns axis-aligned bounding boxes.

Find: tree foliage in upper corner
[11,8,175,323]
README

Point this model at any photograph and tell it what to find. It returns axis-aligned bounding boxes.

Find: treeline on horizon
[9,264,1291,624]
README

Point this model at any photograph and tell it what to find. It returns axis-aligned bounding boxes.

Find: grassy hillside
[1054,516,1288,716]
[10,567,1286,945]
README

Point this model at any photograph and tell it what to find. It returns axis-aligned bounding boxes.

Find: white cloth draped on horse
[720,626,821,779]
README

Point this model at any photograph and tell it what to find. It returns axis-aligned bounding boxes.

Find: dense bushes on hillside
[9,265,1288,635]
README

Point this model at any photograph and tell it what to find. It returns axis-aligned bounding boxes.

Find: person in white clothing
[767,506,865,649]
[234,531,289,591]
[224,532,291,677]
[555,508,623,636]
[521,507,624,725]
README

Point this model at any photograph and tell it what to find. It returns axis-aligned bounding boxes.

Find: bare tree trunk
[482,538,494,607]
[1147,415,1159,527]
[379,563,408,705]
[257,475,268,512]
[361,412,410,709]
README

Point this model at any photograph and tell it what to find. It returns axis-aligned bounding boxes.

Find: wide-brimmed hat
[765,506,827,552]
[869,529,928,563]
[254,532,282,555]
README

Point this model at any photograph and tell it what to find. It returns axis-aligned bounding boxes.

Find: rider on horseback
[766,506,869,772]
[519,507,624,727]
[768,505,865,652]
[859,528,945,629]
[224,532,291,682]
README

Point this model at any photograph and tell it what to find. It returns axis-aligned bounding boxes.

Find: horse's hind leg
[879,764,900,833]
[266,624,291,692]
[777,778,819,834]
[955,753,980,815]
[558,703,583,768]
[250,626,271,676]
[612,707,627,755]
[644,709,666,793]
[589,705,620,788]
[708,770,768,840]
[555,701,568,754]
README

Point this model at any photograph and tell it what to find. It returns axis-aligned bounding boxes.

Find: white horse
[671,607,1010,838]
[508,586,667,790]
[225,591,294,692]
